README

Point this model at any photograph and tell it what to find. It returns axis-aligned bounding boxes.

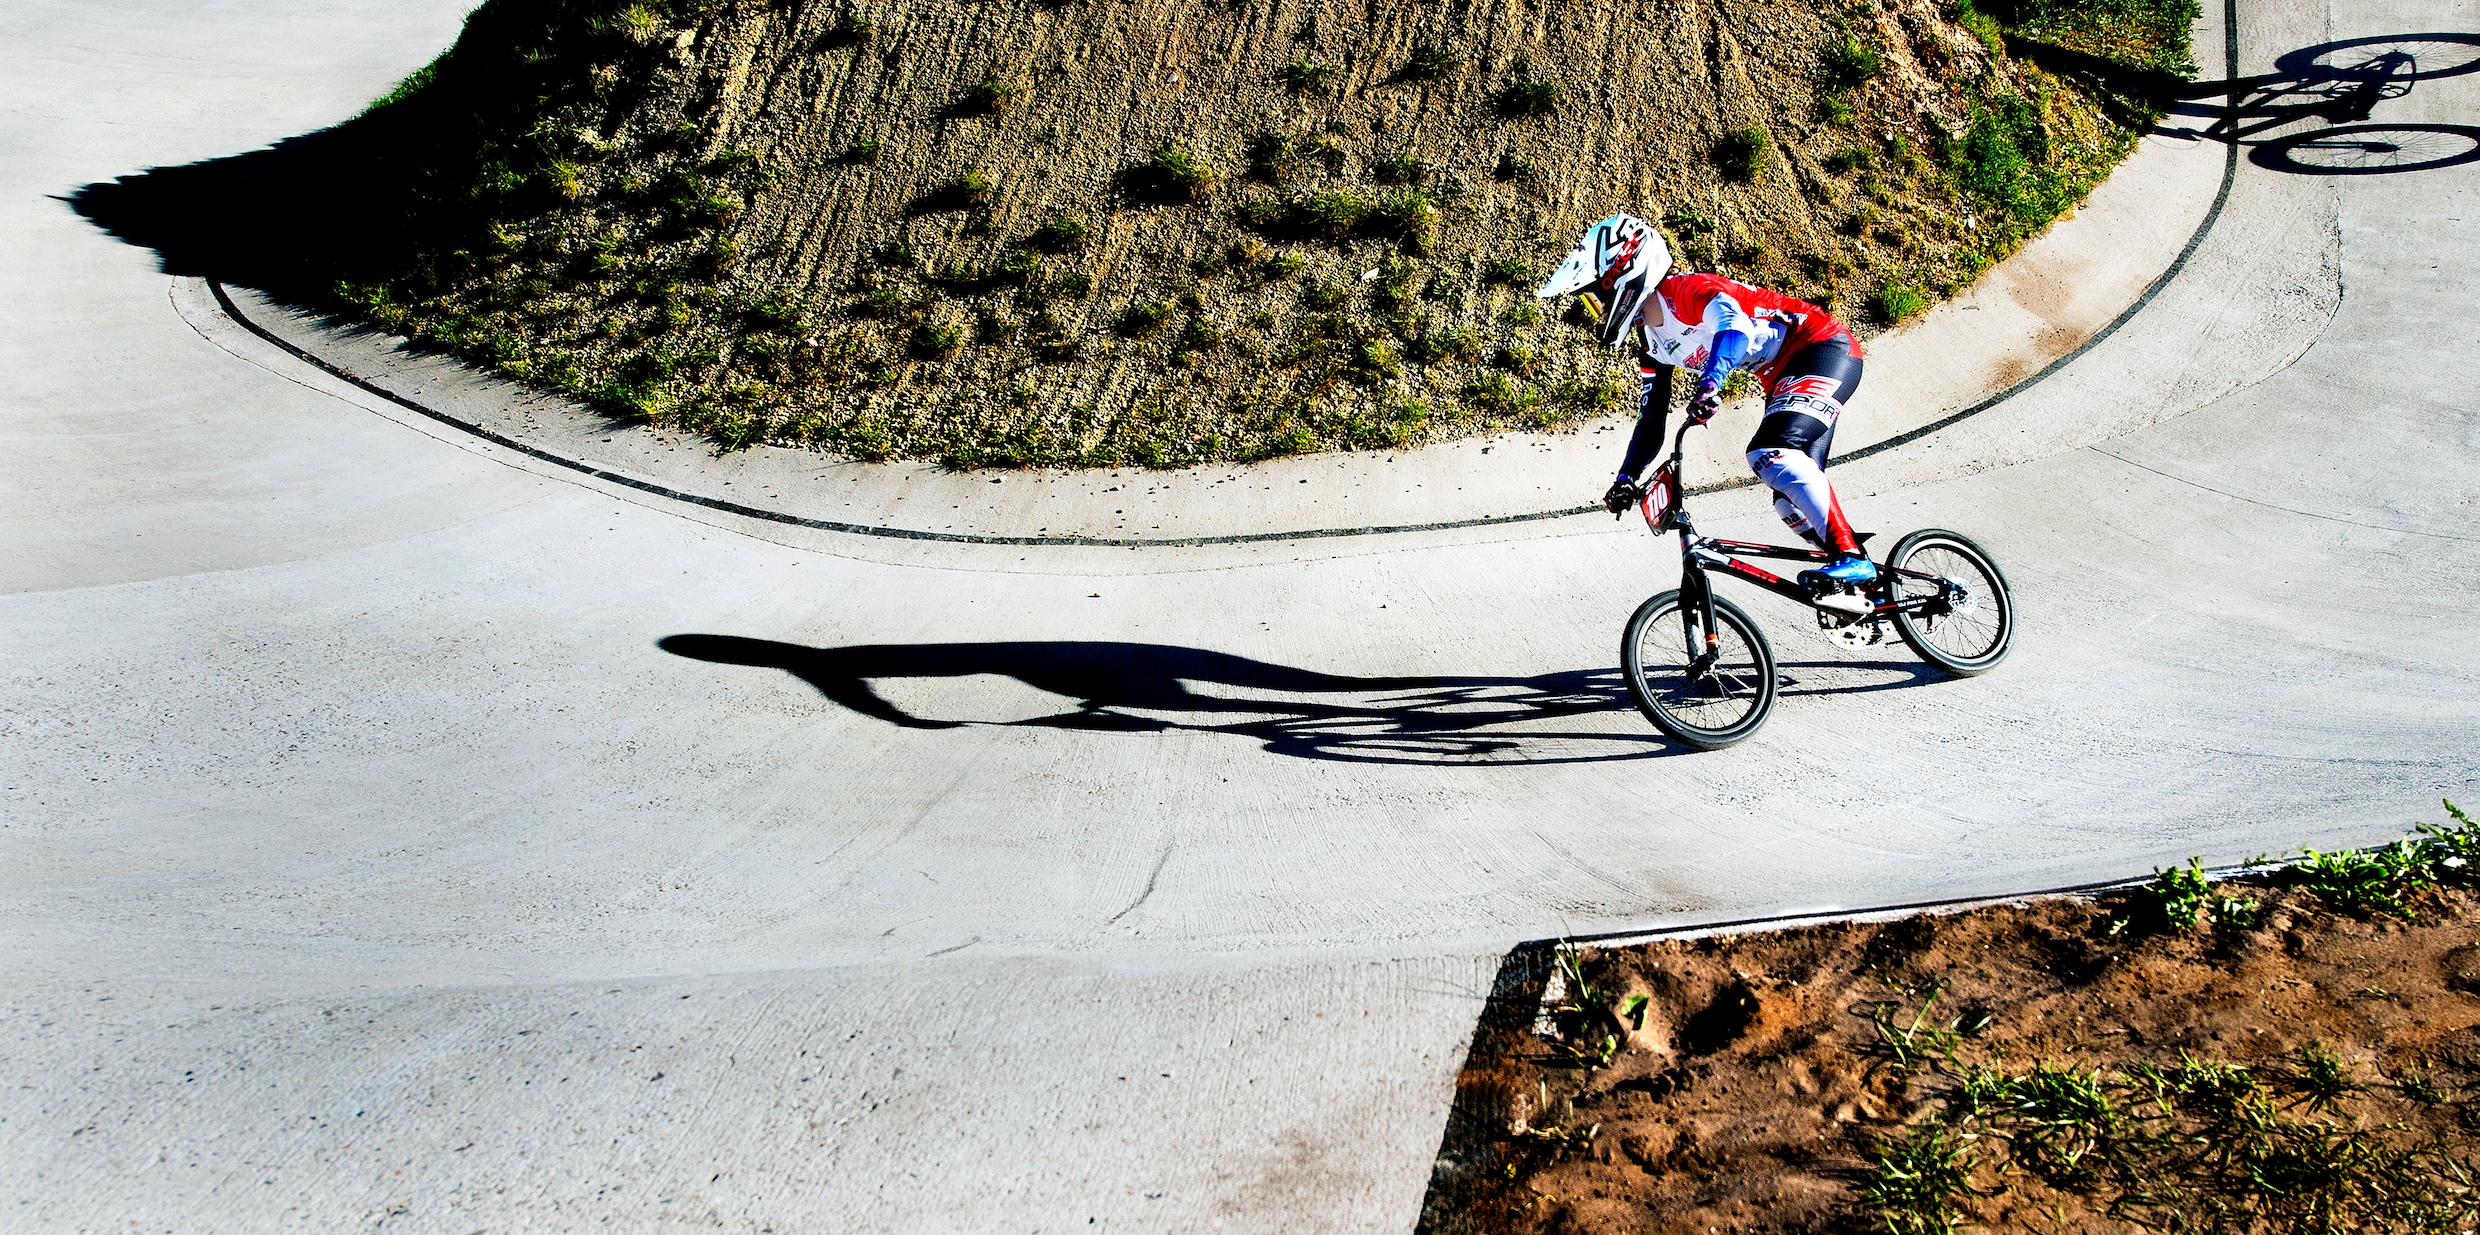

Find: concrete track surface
[4,0,2476,1229]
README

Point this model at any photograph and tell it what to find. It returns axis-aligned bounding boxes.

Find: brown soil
[1420,884,2480,1234]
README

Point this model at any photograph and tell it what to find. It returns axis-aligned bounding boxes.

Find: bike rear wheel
[1885,529,2013,675]
[1621,589,1777,750]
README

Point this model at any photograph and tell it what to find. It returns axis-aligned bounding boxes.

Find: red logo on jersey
[1773,376,1840,400]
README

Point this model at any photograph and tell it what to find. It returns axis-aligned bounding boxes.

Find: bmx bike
[1619,420,2014,750]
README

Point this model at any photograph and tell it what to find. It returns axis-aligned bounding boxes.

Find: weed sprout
[957,75,1017,114]
[1861,1124,1978,1235]
[1402,43,1460,81]
[1372,153,1427,185]
[2292,842,2435,919]
[1245,131,1295,184]
[1113,300,1173,337]
[1870,979,1961,1073]
[1493,76,1559,119]
[1281,57,1336,94]
[907,320,963,359]
[1031,214,1090,253]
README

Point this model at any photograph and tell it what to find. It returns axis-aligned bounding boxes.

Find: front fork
[1677,547,1722,678]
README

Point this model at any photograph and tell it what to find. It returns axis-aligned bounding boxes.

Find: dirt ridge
[81,0,2159,468]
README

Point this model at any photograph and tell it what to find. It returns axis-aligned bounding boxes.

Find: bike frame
[1637,423,1956,652]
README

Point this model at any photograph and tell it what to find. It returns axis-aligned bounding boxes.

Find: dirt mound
[83,0,2166,467]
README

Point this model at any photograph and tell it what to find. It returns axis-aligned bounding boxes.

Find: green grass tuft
[1714,125,1771,182]
[1402,43,1460,81]
[1296,189,1367,236]
[1031,214,1089,253]
[360,55,443,118]
[1367,189,1437,252]
[1281,57,1336,94]
[1955,0,2005,54]
[1371,153,1427,185]
[1482,257,1532,286]
[1821,35,1886,91]
[1145,146,1217,204]
[907,320,963,360]
[1114,299,1173,337]
[1463,371,1538,416]
[956,75,1017,114]
[820,10,874,46]
[1493,76,1559,119]
[1408,325,1481,365]
[1870,278,1929,325]
[1246,131,1294,183]
[1861,1123,1978,1235]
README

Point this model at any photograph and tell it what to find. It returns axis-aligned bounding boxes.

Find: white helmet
[1535,213,1671,349]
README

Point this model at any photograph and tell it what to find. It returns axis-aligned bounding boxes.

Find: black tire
[1885,529,2013,676]
[1621,589,1777,750]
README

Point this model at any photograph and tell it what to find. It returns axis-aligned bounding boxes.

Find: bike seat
[1855,531,1876,546]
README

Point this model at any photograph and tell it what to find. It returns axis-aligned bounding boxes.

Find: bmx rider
[1537,213,1878,588]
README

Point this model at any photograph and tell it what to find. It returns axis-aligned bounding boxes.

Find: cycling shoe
[1813,554,1878,585]
[1798,554,1878,617]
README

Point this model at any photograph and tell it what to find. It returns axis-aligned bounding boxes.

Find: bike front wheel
[1885,529,2014,676]
[1621,589,1778,750]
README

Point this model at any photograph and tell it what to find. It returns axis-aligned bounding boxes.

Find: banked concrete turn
[4,0,2475,1230]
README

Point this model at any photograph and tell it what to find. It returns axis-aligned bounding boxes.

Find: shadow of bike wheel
[2274,32,2480,83]
[2250,123,2480,175]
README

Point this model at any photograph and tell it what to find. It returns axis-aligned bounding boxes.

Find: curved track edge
[206,103,2238,549]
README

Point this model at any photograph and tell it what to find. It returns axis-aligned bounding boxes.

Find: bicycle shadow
[658,634,1659,765]
[659,635,1956,764]
[1776,659,1948,698]
[2023,31,2480,176]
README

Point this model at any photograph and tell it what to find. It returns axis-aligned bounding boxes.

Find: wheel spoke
[1629,596,1771,740]
[1888,534,2013,675]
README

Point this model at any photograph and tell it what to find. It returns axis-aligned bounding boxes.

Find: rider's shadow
[658,635,1947,764]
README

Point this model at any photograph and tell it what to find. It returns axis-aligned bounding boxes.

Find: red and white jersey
[1637,274,1857,387]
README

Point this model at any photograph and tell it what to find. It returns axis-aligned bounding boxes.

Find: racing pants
[1743,336,1864,555]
